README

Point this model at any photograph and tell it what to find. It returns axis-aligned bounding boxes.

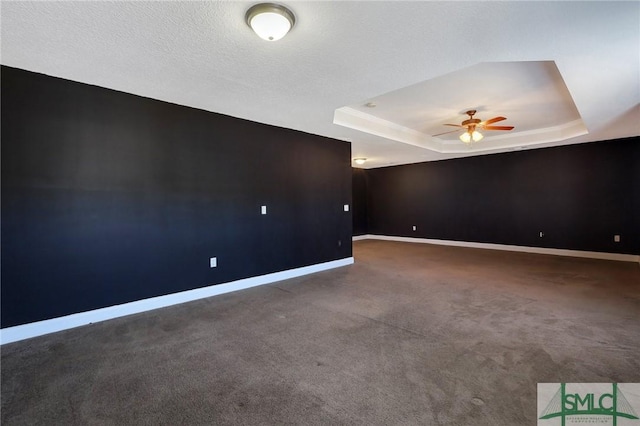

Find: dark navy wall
[352,168,369,236]
[355,137,639,255]
[1,66,352,328]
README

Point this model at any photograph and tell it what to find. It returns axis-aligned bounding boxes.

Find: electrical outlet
[614,234,621,242]
[261,205,267,215]
[412,225,417,231]
[210,257,217,268]
[539,231,544,238]
[344,204,349,212]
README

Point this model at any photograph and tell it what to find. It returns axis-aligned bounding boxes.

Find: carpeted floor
[2,240,639,425]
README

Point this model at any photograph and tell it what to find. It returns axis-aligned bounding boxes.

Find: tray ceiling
[335,61,588,154]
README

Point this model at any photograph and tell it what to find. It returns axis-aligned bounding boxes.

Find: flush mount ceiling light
[245,3,295,41]
[354,158,367,165]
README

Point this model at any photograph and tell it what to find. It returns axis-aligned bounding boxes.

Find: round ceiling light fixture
[246,3,296,41]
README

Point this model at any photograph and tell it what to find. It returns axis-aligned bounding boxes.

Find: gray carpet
[2,240,639,425]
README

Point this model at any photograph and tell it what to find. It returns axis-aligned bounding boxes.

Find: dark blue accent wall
[1,66,352,328]
[352,168,369,236]
[353,137,639,255]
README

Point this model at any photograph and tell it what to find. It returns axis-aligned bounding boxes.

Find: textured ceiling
[1,1,639,168]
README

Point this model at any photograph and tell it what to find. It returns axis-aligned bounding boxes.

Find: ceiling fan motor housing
[462,110,480,128]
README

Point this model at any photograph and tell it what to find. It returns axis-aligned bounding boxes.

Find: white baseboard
[353,234,640,263]
[0,257,354,345]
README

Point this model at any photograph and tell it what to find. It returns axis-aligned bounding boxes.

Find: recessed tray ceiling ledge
[334,107,436,150]
[436,119,589,154]
[334,106,587,154]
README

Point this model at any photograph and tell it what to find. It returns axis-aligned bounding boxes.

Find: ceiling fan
[434,110,514,143]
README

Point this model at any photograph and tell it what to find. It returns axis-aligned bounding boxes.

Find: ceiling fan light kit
[460,130,483,144]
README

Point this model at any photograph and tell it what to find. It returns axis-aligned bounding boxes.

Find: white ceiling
[2,1,639,168]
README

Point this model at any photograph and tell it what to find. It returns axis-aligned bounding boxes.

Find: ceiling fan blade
[479,116,506,126]
[482,125,514,131]
[444,123,465,128]
[432,129,462,137]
